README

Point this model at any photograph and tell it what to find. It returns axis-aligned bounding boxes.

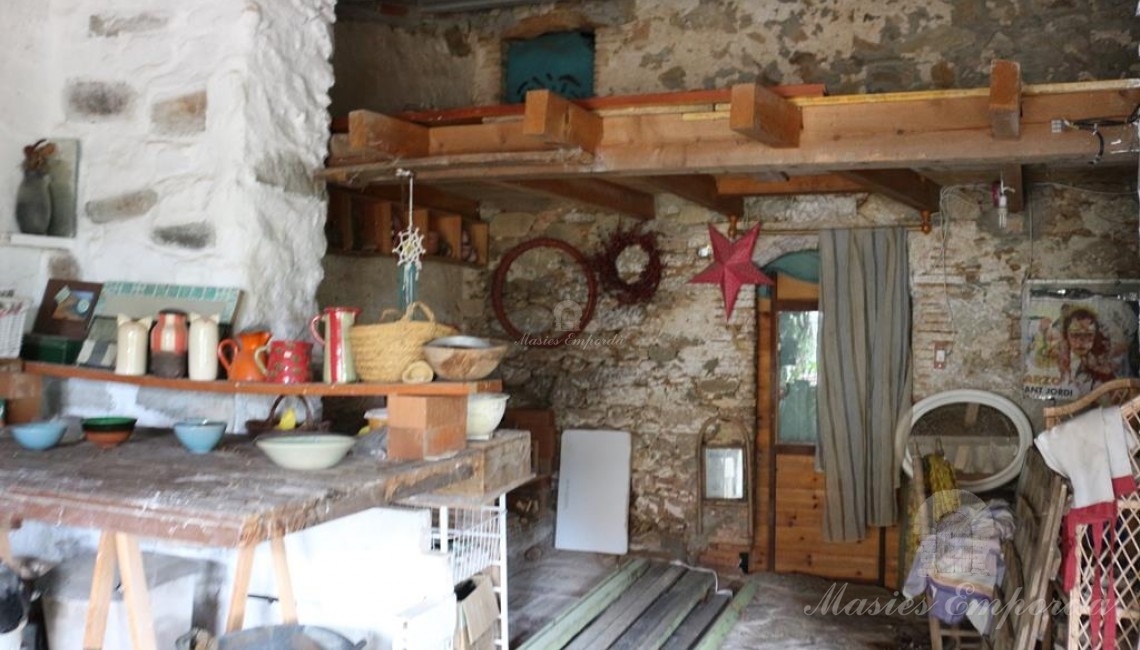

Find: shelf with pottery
[20,361,501,397]
[324,189,489,268]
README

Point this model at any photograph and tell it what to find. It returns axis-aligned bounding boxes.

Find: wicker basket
[350,302,457,382]
[0,296,30,359]
[245,394,330,436]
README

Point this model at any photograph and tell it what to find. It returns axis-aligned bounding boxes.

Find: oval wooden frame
[491,238,598,348]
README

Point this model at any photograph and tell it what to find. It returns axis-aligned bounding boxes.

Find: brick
[388,423,466,460]
[388,394,466,430]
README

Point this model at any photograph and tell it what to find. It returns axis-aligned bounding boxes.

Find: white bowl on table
[466,393,509,440]
[256,434,356,470]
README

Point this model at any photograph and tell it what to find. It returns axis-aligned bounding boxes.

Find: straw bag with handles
[349,301,457,382]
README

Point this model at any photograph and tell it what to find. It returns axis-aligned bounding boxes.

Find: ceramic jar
[150,310,189,378]
[217,331,271,382]
[114,316,152,376]
[309,307,361,384]
[188,313,221,381]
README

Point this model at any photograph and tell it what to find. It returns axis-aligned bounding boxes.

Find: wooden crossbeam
[341,184,479,219]
[506,178,656,220]
[1001,163,1024,213]
[729,82,803,148]
[348,109,429,157]
[716,173,864,196]
[990,60,1022,140]
[838,169,942,212]
[642,175,743,216]
[523,89,604,152]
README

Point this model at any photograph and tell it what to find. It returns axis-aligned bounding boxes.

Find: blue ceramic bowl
[9,421,67,451]
[173,420,227,454]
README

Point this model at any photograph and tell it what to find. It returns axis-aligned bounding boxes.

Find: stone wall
[331,0,1138,116]
[329,0,1140,555]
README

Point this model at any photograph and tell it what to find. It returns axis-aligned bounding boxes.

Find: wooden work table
[0,427,531,648]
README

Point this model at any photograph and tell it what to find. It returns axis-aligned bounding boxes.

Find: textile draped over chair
[818,228,912,542]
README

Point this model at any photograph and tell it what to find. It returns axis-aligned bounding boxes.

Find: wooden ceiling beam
[990,60,1022,140]
[1001,164,1024,213]
[837,170,942,212]
[340,184,480,219]
[348,109,429,157]
[729,83,803,148]
[504,178,656,220]
[523,89,603,153]
[641,175,743,216]
[715,174,865,196]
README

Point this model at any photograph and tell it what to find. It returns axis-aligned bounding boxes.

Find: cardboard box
[388,394,466,430]
[389,423,466,460]
[454,574,499,650]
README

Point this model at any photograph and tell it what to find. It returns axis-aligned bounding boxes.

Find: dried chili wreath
[592,228,662,305]
[491,237,598,348]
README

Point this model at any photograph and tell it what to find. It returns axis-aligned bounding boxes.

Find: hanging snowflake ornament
[393,224,425,270]
[688,223,772,319]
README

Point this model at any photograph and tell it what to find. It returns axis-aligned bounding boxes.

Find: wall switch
[933,342,951,369]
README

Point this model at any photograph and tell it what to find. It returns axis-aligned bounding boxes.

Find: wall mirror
[703,446,745,500]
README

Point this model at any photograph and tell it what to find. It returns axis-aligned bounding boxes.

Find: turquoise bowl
[9,421,67,451]
[173,420,227,454]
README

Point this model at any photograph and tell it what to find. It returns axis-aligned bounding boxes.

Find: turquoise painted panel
[504,31,595,104]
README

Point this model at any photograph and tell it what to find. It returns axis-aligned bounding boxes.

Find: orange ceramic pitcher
[217,331,271,381]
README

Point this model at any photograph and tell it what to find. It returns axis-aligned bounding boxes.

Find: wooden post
[114,533,157,650]
[729,83,803,148]
[82,532,118,650]
[225,543,257,632]
[270,535,299,624]
[522,89,603,152]
[990,59,1022,140]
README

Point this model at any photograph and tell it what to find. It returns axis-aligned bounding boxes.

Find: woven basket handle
[403,301,436,323]
[378,308,403,323]
[265,394,316,430]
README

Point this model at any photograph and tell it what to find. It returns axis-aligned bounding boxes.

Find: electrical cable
[668,559,734,596]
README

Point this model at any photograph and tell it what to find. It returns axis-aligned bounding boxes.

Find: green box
[21,334,83,364]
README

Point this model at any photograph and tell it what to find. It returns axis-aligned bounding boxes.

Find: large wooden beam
[320,82,1140,184]
[990,60,1022,140]
[838,169,942,212]
[345,184,480,219]
[1001,163,1024,213]
[729,83,803,148]
[348,110,429,157]
[506,178,656,220]
[716,173,865,196]
[523,89,604,152]
[641,175,743,216]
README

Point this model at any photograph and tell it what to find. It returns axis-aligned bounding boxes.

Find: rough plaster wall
[0,2,57,234]
[319,255,469,326]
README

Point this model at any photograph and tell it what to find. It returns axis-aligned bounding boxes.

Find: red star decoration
[688,223,772,319]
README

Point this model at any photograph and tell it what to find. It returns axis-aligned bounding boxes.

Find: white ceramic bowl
[256,434,355,470]
[467,393,509,440]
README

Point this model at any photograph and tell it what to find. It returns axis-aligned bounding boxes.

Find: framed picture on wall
[1022,279,1140,401]
[32,279,102,339]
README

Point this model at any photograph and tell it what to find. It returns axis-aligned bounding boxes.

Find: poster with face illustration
[1023,287,1140,401]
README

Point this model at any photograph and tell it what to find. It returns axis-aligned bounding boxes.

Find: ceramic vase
[15,170,52,235]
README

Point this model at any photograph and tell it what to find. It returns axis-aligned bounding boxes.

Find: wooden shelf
[22,361,501,397]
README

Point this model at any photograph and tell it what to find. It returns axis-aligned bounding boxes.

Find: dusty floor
[508,547,931,649]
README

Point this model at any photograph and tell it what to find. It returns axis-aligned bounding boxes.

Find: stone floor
[507,547,931,649]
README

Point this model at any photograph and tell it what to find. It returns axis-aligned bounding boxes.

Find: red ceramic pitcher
[217,331,271,381]
[310,307,360,384]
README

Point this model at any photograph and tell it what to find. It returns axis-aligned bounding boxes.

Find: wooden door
[752,275,890,583]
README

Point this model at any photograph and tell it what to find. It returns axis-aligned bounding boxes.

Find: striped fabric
[817,228,912,542]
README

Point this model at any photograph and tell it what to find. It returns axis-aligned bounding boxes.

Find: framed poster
[1022,280,1140,401]
[32,279,102,339]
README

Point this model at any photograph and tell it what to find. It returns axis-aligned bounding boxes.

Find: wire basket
[0,296,30,359]
[430,504,502,584]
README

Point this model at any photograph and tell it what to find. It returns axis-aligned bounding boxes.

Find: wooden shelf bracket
[729,83,803,148]
[348,109,430,157]
[989,59,1022,140]
[522,89,604,153]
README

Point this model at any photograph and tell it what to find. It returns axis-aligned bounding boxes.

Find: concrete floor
[508,547,931,649]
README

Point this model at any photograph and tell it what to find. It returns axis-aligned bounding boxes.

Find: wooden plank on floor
[566,564,686,650]
[693,582,757,650]
[610,570,715,650]
[661,592,731,650]
[518,558,650,650]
